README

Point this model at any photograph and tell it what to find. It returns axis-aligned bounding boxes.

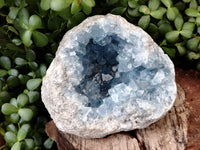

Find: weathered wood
[46,84,189,150]
[46,121,140,150]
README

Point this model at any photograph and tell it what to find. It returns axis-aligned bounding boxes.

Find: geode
[41,14,177,138]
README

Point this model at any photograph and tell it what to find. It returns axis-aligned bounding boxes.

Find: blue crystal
[71,27,174,109]
[42,15,177,138]
[57,16,175,117]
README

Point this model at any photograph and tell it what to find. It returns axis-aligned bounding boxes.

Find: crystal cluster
[41,14,177,138]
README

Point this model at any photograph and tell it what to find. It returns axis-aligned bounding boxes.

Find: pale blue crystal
[65,27,175,111]
[42,15,177,138]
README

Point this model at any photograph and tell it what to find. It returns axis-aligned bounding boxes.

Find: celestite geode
[41,14,177,138]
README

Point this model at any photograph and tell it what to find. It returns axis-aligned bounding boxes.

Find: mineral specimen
[41,14,177,138]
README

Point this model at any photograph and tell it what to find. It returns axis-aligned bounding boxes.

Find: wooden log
[46,83,189,150]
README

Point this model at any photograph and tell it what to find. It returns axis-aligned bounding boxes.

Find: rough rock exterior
[41,14,177,138]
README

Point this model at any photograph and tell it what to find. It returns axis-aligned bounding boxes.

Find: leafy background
[0,0,200,149]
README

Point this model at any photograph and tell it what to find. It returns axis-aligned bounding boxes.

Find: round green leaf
[18,108,33,121]
[182,22,195,31]
[0,69,7,77]
[27,91,40,103]
[10,98,17,107]
[185,8,199,17]
[17,93,29,107]
[25,50,36,61]
[176,44,186,55]
[82,3,92,15]
[0,91,11,103]
[147,23,159,40]
[6,43,24,52]
[57,7,71,20]
[21,124,31,133]
[24,139,35,150]
[161,0,172,8]
[32,132,42,146]
[148,0,160,10]
[174,14,184,31]
[8,69,19,76]
[139,5,150,15]
[127,7,141,17]
[18,8,29,30]
[119,0,127,7]
[128,0,138,8]
[28,61,38,70]
[39,64,47,77]
[186,37,199,51]
[167,7,179,21]
[4,131,17,144]
[26,78,42,91]
[8,7,20,20]
[40,0,51,10]
[1,103,18,115]
[15,57,27,66]
[0,56,11,70]
[71,0,82,14]
[45,53,54,64]
[111,7,126,15]
[17,128,28,141]
[50,0,68,11]
[8,26,19,35]
[32,31,48,47]
[27,72,36,78]
[196,16,200,26]
[10,113,20,123]
[188,52,200,60]
[82,0,95,7]
[18,74,30,85]
[12,39,22,46]
[180,30,193,39]
[43,138,54,149]
[6,124,18,134]
[28,15,43,30]
[162,47,176,58]
[20,30,32,47]
[150,7,166,19]
[190,0,198,9]
[165,31,179,43]
[0,0,4,8]
[7,76,20,87]
[138,15,150,29]
[67,12,85,29]
[11,141,21,150]
[174,1,186,11]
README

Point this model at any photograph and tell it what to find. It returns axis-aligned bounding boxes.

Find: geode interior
[41,14,177,138]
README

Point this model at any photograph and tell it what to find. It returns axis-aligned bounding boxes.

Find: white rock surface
[41,14,177,138]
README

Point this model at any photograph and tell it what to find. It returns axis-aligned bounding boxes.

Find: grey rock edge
[41,14,177,138]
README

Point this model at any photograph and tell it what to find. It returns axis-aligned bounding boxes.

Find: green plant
[1,0,200,149]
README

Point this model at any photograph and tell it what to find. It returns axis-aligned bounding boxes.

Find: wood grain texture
[46,121,140,150]
[46,84,189,150]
